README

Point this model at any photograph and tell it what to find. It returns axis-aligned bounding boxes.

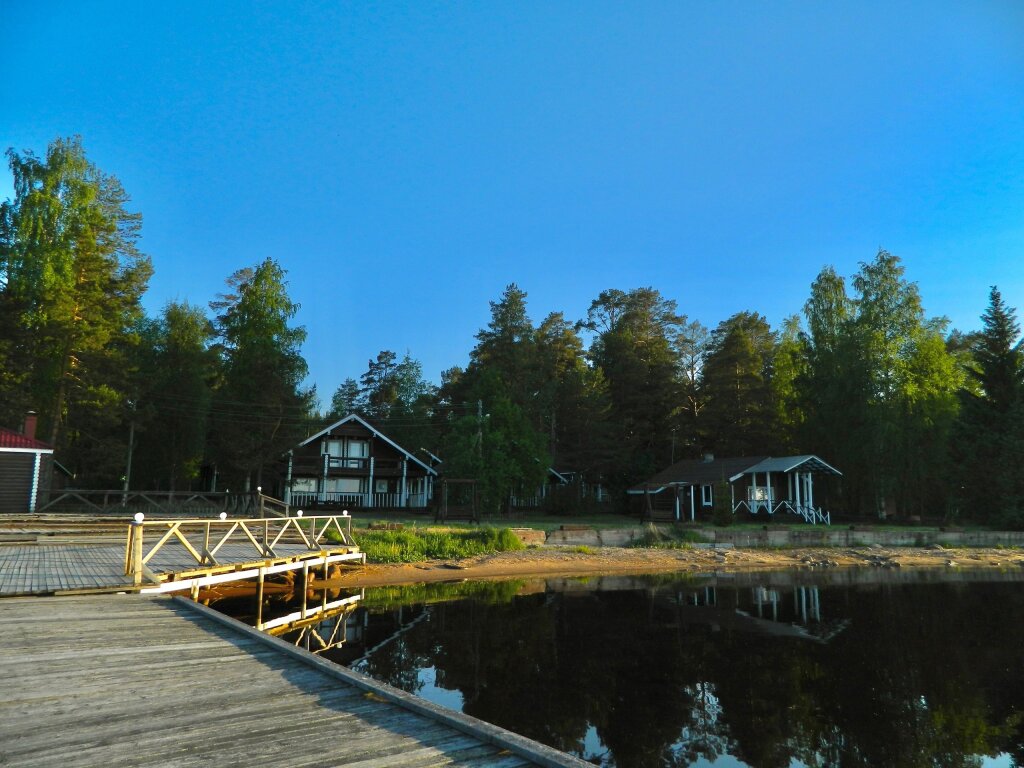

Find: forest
[2,138,1022,525]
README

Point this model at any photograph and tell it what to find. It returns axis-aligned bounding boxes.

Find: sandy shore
[329,544,1024,588]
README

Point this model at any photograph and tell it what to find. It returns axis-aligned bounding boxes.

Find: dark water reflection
[225,571,1024,767]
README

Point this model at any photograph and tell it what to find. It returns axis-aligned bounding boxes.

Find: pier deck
[0,594,583,768]
[0,513,364,597]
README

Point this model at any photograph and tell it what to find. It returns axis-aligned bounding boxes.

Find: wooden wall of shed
[0,453,34,513]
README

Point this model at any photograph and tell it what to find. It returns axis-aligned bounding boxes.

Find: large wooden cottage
[630,453,841,525]
[0,413,55,514]
[282,414,437,510]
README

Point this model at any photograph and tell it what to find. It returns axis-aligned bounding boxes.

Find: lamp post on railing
[128,512,145,586]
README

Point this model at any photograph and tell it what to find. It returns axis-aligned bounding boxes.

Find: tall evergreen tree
[328,378,361,418]
[0,137,152,450]
[582,287,684,489]
[698,311,778,457]
[441,286,548,511]
[952,287,1024,525]
[132,301,217,490]
[209,259,315,490]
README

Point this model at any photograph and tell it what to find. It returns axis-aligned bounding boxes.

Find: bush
[711,480,734,527]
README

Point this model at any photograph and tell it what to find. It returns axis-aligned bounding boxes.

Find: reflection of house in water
[676,585,848,643]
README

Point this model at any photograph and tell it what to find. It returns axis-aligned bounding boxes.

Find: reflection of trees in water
[348,579,1024,768]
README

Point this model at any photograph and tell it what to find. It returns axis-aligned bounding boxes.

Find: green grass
[352,525,525,564]
[629,523,707,549]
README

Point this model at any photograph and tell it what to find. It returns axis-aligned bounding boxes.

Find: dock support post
[129,521,144,586]
[256,567,265,631]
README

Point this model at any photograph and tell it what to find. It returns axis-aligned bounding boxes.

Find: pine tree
[952,287,1024,525]
[209,259,315,490]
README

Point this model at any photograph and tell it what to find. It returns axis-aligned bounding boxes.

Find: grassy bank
[351,526,525,564]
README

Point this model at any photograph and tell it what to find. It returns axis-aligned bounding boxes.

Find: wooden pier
[0,594,586,768]
[0,513,364,597]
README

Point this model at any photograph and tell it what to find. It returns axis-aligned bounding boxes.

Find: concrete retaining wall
[537,525,1024,548]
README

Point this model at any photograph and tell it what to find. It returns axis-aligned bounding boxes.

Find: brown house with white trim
[630,453,841,525]
[282,414,437,510]
[0,413,54,513]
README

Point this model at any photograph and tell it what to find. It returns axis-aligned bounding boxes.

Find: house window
[701,485,713,506]
[748,486,768,501]
[375,479,389,493]
[327,477,365,494]
[346,440,369,458]
[292,478,316,493]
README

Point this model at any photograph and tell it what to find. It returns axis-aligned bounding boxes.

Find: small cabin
[630,453,841,525]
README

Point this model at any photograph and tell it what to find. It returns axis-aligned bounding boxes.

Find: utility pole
[122,402,136,507]
[476,399,483,458]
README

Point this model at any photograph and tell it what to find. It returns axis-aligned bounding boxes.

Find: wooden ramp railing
[38,490,291,518]
[124,513,356,586]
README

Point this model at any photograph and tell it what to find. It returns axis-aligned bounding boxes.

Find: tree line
[2,138,1021,524]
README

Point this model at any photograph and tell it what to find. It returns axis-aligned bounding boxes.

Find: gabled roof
[296,414,437,475]
[729,455,842,481]
[548,467,570,484]
[630,453,842,493]
[630,456,767,493]
[0,427,53,453]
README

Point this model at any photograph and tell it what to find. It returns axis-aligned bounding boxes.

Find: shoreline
[329,544,1024,588]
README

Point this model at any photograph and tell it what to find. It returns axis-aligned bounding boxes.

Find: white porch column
[674,488,680,521]
[367,456,375,508]
[766,471,773,513]
[284,451,293,505]
[401,459,408,507]
[750,473,758,512]
[807,472,814,511]
[29,452,42,513]
[795,471,802,510]
[319,453,328,502]
[689,486,695,521]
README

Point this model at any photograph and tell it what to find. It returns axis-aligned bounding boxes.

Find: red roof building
[0,414,55,513]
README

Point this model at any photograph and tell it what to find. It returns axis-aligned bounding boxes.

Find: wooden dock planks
[0,594,587,768]
[0,542,357,596]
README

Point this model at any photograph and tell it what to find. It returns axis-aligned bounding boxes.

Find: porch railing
[733,499,831,525]
[290,491,430,509]
[124,512,356,586]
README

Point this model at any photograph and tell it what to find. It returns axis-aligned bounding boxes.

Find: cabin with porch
[630,453,841,525]
[283,414,437,510]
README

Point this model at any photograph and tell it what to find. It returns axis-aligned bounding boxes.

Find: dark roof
[631,453,842,492]
[737,455,842,478]
[295,413,437,475]
[631,456,767,492]
[0,427,53,451]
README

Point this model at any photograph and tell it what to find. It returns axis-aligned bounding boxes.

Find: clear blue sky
[3,2,1023,403]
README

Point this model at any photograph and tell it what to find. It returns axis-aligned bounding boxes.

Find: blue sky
[3,2,1023,402]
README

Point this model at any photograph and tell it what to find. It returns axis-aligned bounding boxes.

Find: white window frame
[701,484,713,506]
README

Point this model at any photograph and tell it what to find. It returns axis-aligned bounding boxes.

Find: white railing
[290,491,431,509]
[124,513,356,585]
[733,499,831,525]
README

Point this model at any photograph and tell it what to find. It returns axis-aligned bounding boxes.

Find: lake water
[218,569,1024,767]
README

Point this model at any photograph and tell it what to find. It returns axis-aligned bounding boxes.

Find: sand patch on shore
[329,545,1024,588]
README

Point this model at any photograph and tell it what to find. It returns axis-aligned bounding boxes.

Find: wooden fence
[37,490,290,518]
